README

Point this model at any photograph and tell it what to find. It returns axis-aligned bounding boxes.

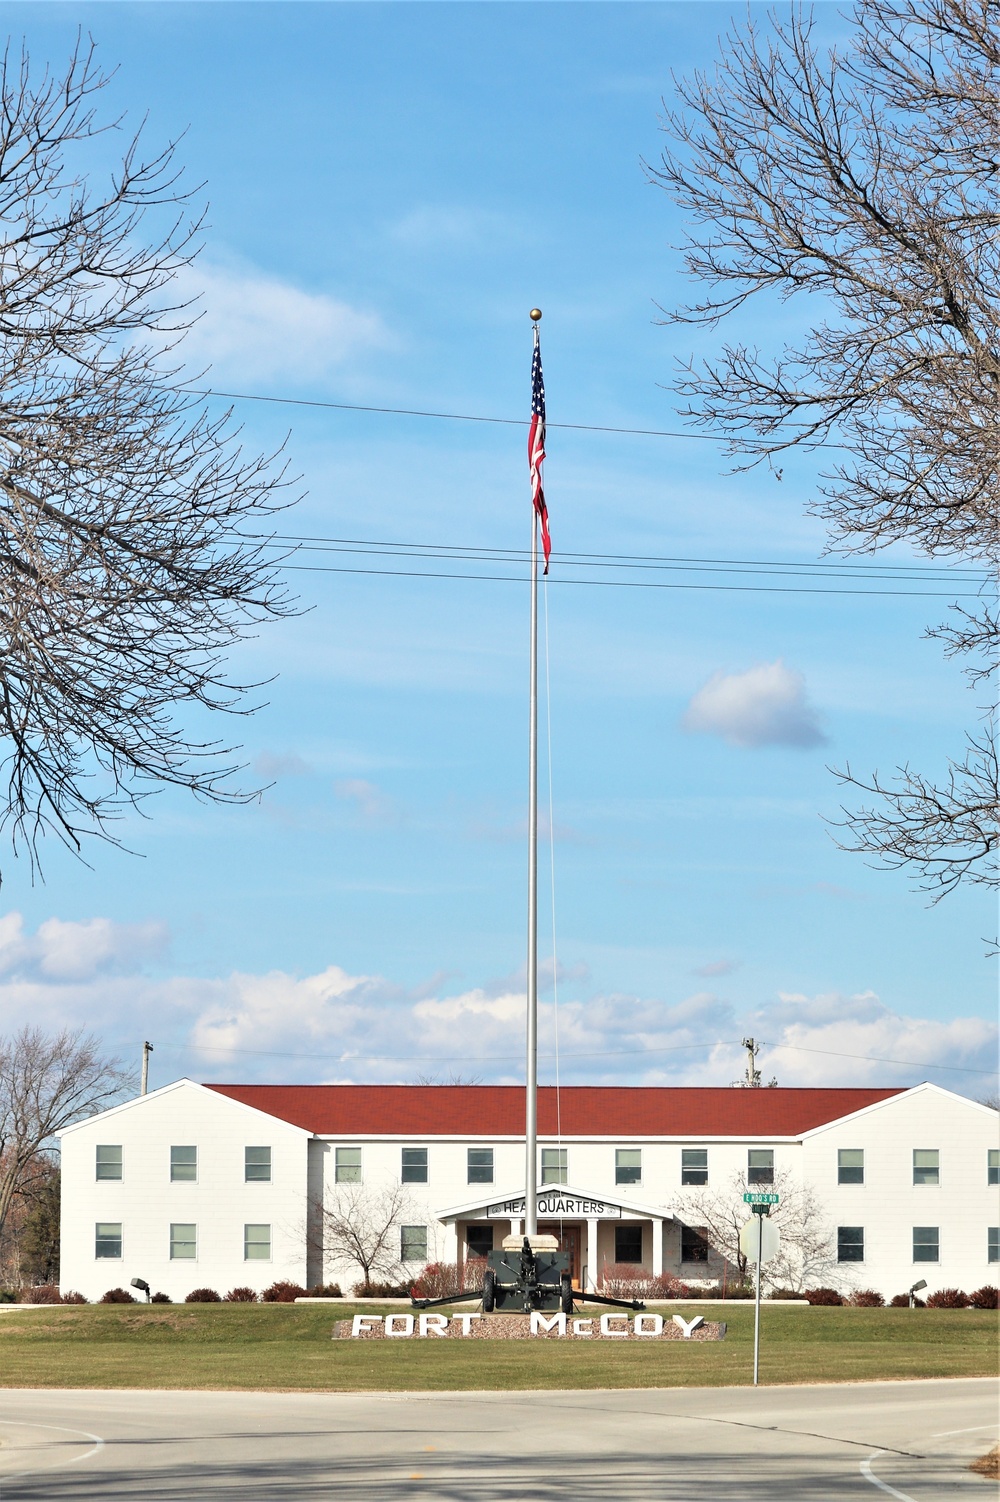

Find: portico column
[587,1218,599,1291]
[651,1217,663,1278]
[440,1221,459,1266]
[510,1218,523,1239]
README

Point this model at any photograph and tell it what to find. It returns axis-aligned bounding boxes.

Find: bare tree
[652,0,998,902]
[0,40,294,877]
[0,1027,134,1253]
[313,1181,414,1294]
[673,1169,843,1292]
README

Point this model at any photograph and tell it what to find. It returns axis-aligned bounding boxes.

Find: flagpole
[524,307,544,1242]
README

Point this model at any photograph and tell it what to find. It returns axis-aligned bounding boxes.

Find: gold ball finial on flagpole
[529,308,542,321]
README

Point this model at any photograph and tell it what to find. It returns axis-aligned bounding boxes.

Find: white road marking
[0,1421,104,1478]
[860,1451,917,1501]
[928,1423,997,1438]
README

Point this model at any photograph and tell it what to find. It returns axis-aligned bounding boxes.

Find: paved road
[0,1380,995,1500]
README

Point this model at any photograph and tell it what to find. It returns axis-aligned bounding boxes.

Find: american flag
[528,326,552,573]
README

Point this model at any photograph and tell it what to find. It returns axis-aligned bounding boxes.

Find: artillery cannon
[412,1234,645,1316]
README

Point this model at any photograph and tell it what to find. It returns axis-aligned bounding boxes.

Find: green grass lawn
[0,1302,995,1391]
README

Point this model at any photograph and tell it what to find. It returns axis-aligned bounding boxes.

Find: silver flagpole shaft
[525,503,539,1240]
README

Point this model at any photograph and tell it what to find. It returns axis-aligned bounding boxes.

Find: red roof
[204,1084,903,1137]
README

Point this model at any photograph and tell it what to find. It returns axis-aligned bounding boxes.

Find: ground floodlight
[908,1278,927,1307]
[131,1277,151,1302]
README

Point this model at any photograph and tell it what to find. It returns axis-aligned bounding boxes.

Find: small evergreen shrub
[260,1281,307,1303]
[969,1285,999,1310]
[351,1280,412,1298]
[926,1287,969,1308]
[306,1283,343,1299]
[100,1287,136,1303]
[767,1288,805,1300]
[184,1287,221,1303]
[224,1286,258,1302]
[802,1287,844,1305]
[150,1292,171,1304]
[848,1289,885,1307]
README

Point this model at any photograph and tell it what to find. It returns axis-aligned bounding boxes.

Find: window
[681,1148,708,1186]
[680,1225,710,1263]
[838,1149,864,1186]
[748,1149,774,1185]
[170,1223,197,1259]
[466,1224,494,1259]
[335,1146,361,1184]
[615,1149,641,1185]
[95,1222,122,1259]
[170,1145,197,1182]
[837,1226,864,1262]
[400,1225,428,1263]
[245,1147,271,1183]
[989,1228,999,1264]
[989,1149,999,1187]
[467,1148,494,1185]
[401,1147,428,1184]
[96,1145,122,1182]
[541,1148,568,1186]
[615,1224,643,1263]
[913,1226,939,1262]
[913,1149,939,1186]
[244,1223,271,1261]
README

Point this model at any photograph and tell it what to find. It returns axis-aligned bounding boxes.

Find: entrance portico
[438,1185,673,1292]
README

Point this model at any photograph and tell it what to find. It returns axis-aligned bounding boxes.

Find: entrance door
[539,1222,582,1289]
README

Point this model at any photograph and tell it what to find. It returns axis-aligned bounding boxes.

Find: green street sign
[743,1191,779,1204]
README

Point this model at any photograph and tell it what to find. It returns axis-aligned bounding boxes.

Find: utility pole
[141,1041,153,1096]
[741,1037,762,1088]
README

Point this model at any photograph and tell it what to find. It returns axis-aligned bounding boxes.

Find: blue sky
[1,2,995,1098]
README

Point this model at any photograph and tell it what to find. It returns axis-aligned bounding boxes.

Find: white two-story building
[59,1080,999,1302]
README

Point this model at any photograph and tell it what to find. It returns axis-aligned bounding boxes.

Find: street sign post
[743,1192,779,1205]
[739,1198,780,1386]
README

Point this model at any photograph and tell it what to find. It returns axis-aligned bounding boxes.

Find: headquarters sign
[485,1195,622,1219]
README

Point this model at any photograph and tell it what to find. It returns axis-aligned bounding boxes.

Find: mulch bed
[969,1446,998,1479]
[334,1312,726,1340]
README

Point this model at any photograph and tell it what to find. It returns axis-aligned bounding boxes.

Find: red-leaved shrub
[184,1287,221,1303]
[969,1285,999,1310]
[848,1289,885,1307]
[100,1287,136,1303]
[599,1264,693,1300]
[351,1280,412,1297]
[260,1281,306,1303]
[22,1284,62,1304]
[61,1291,88,1304]
[926,1287,969,1308]
[411,1259,487,1300]
[803,1287,844,1305]
[889,1292,925,1307]
[224,1286,258,1302]
[306,1283,343,1298]
[150,1292,171,1304]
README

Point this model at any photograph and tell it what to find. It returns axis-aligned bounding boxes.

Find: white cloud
[681,659,827,749]
[334,778,401,826]
[693,959,738,978]
[172,258,390,388]
[0,912,167,984]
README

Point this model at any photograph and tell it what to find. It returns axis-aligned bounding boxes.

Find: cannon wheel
[560,1272,573,1315]
[482,1268,496,1313]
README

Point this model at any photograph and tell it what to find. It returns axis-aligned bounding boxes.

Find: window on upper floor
[989,1228,999,1264]
[541,1148,568,1186]
[170,1223,197,1259]
[988,1149,999,1187]
[615,1149,641,1185]
[913,1149,939,1186]
[245,1147,271,1183]
[837,1226,864,1262]
[170,1145,197,1182]
[747,1149,774,1185]
[838,1149,864,1185]
[467,1148,494,1185]
[244,1223,271,1261]
[96,1145,122,1181]
[400,1225,428,1263]
[401,1147,428,1184]
[335,1147,361,1184]
[615,1224,643,1263]
[681,1148,708,1186]
[95,1222,122,1259]
[913,1226,939,1262]
[680,1225,710,1263]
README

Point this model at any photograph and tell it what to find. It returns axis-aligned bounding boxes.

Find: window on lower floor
[245,1147,271,1183]
[988,1227,999,1264]
[335,1146,361,1183]
[170,1223,197,1260]
[988,1150,999,1187]
[467,1148,494,1184]
[837,1226,864,1262]
[680,1224,710,1263]
[244,1223,271,1261]
[748,1149,774,1185]
[400,1225,428,1263]
[615,1224,643,1263]
[401,1147,428,1183]
[95,1222,122,1259]
[96,1145,122,1181]
[913,1149,939,1186]
[615,1149,641,1185]
[466,1224,494,1259]
[170,1145,197,1182]
[913,1226,939,1262]
[681,1148,708,1186]
[541,1148,567,1186]
[837,1149,864,1186]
